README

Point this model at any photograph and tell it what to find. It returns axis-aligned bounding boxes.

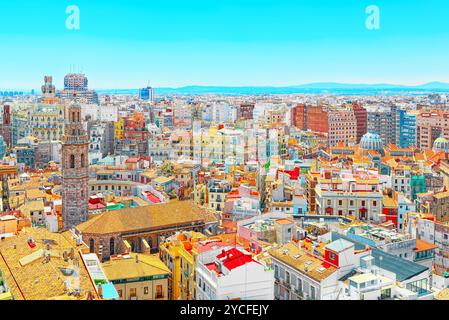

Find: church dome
[360,132,384,151]
[433,136,449,153]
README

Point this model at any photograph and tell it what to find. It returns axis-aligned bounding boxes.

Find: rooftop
[0,228,98,300]
[102,253,170,281]
[76,200,217,235]
[269,242,337,282]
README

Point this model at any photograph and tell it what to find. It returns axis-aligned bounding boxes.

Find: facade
[353,102,368,143]
[62,104,89,230]
[416,110,449,150]
[399,110,417,148]
[139,86,154,101]
[28,104,64,142]
[367,105,398,146]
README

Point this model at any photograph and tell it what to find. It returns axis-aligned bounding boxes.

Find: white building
[196,247,274,300]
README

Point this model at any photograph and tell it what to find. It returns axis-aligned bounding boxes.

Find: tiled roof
[76,201,217,235]
[0,228,98,300]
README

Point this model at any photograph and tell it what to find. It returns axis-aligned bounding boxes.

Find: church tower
[62,103,89,230]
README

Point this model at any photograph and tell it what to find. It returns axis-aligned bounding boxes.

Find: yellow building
[159,231,207,300]
[29,104,65,142]
[102,253,170,300]
[114,117,125,140]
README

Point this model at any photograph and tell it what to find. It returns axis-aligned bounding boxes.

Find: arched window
[110,238,115,256]
[81,154,85,168]
[89,238,95,253]
[70,154,75,168]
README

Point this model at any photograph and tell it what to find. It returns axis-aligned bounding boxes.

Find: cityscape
[1,73,449,302]
[1,1,449,311]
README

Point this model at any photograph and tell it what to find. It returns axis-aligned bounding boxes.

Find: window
[118,290,123,298]
[156,285,163,299]
[144,287,149,295]
[70,154,75,168]
[109,238,115,255]
[373,201,377,207]
[81,153,86,168]
[130,288,137,298]
[89,238,95,253]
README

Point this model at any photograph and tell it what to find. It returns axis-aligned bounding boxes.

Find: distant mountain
[95,82,449,96]
[418,82,449,89]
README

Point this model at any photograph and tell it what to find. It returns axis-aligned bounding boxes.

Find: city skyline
[1,0,449,89]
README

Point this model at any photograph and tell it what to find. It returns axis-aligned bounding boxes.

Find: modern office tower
[352,102,368,143]
[62,103,89,230]
[416,110,449,150]
[58,73,99,104]
[64,73,89,91]
[139,85,154,101]
[398,110,417,148]
[367,105,398,146]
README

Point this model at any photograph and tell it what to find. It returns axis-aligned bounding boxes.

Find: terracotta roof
[76,201,217,235]
[0,228,98,300]
[415,239,438,252]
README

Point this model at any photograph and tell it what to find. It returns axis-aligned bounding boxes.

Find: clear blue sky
[1,0,449,89]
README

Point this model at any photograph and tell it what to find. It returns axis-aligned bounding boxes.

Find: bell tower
[62,103,89,230]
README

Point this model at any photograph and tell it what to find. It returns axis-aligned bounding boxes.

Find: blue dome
[360,132,384,151]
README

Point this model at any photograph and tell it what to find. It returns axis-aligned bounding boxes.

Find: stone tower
[62,103,89,230]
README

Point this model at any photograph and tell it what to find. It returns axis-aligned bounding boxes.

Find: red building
[382,190,399,229]
[290,104,329,133]
[238,103,255,120]
[352,102,368,143]
[124,112,149,141]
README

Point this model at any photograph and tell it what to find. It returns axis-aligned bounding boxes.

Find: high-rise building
[352,102,368,143]
[367,105,398,146]
[290,104,328,133]
[62,103,89,230]
[139,86,154,101]
[398,110,417,148]
[327,107,357,147]
[64,73,88,91]
[416,110,449,150]
[58,73,99,105]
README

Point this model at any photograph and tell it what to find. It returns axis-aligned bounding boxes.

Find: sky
[0,0,449,89]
